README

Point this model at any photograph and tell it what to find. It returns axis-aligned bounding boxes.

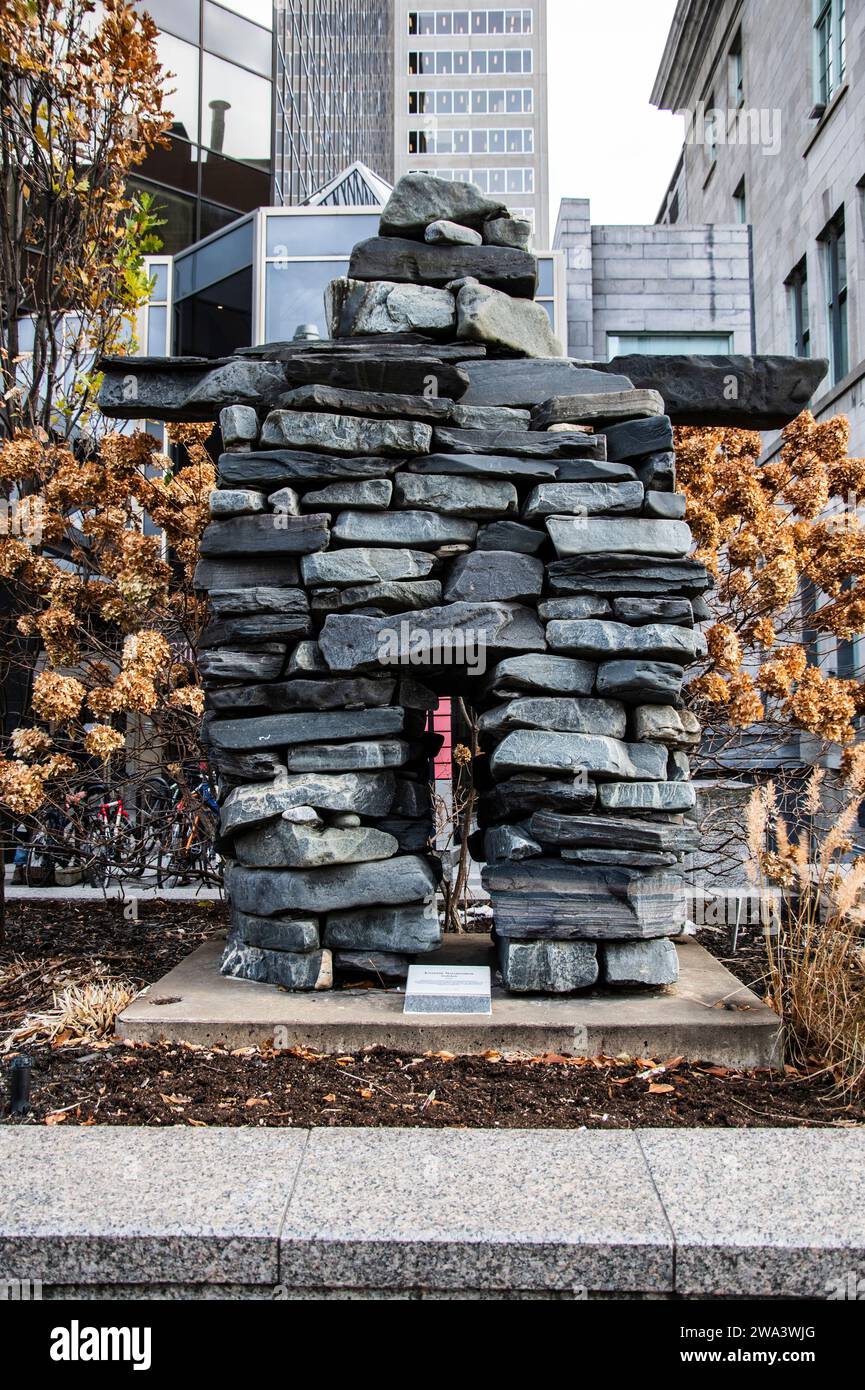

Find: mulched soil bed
[1,898,862,1129]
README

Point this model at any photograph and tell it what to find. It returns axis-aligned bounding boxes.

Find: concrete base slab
[117,933,782,1068]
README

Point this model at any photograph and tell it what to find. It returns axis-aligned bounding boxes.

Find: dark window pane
[174,217,254,299]
[176,266,253,357]
[436,12,451,33]
[488,10,504,34]
[453,91,469,113]
[453,50,468,72]
[201,151,270,211]
[128,177,197,255]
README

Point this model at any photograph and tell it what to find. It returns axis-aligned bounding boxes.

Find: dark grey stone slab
[194,556,301,590]
[546,619,705,664]
[324,903,441,954]
[198,647,287,683]
[281,353,471,400]
[320,602,545,671]
[443,551,543,603]
[644,490,687,520]
[498,939,598,993]
[529,811,699,854]
[238,336,488,361]
[458,359,633,407]
[260,409,432,457]
[226,855,436,916]
[219,451,402,488]
[450,404,530,430]
[275,382,452,422]
[483,653,596,698]
[476,520,546,553]
[522,481,643,519]
[214,750,284,782]
[209,708,405,753]
[612,597,693,626]
[229,910,320,952]
[489,730,667,781]
[301,548,435,586]
[333,510,477,549]
[538,596,611,621]
[200,514,330,557]
[562,849,679,868]
[285,740,414,773]
[484,777,597,821]
[393,472,518,518]
[207,587,309,618]
[479,696,626,740]
[595,660,685,703]
[199,613,312,648]
[433,426,604,458]
[234,817,398,868]
[379,173,508,237]
[300,479,393,510]
[183,360,288,409]
[483,859,686,939]
[326,277,457,339]
[547,554,711,598]
[310,580,442,616]
[221,941,332,989]
[601,353,828,428]
[482,215,532,249]
[349,236,537,298]
[406,451,559,480]
[604,416,674,461]
[636,452,676,492]
[602,938,679,987]
[531,389,665,430]
[599,781,697,813]
[220,773,396,835]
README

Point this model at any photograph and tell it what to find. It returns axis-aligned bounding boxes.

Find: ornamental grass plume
[749,765,865,1091]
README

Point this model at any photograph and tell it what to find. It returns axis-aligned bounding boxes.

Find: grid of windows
[409,48,533,73]
[410,166,534,192]
[409,87,534,113]
[408,9,533,34]
[275,0,394,204]
[409,127,534,154]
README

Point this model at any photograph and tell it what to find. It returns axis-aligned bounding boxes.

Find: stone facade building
[652,0,865,455]
[553,198,753,362]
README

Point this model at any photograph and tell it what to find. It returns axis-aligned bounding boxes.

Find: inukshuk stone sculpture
[95,174,824,995]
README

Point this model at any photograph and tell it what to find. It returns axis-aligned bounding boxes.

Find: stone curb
[0,1127,862,1298]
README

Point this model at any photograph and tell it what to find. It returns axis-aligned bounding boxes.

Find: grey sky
[547,0,686,231]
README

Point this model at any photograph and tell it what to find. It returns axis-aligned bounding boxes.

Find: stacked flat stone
[180,174,710,994]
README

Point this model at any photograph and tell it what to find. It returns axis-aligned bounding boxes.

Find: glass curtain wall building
[274,1,395,203]
[131,1,275,254]
[131,1,395,253]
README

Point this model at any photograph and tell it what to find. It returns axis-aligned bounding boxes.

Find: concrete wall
[653,0,865,453]
[553,199,753,361]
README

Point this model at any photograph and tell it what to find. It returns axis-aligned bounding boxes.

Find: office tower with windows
[274,1,395,204]
[392,1,549,245]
